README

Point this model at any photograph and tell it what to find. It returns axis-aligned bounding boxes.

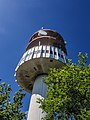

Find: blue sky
[0,0,90,112]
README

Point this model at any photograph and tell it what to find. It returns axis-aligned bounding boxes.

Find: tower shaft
[27,75,47,120]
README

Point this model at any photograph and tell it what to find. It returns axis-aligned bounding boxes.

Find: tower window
[50,59,53,62]
[50,51,53,54]
[58,53,60,57]
[25,75,30,78]
[42,50,45,53]
[61,55,63,59]
[34,67,37,71]
[54,52,57,55]
[46,50,49,53]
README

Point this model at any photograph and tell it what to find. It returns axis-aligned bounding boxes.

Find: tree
[38,53,90,120]
[0,81,26,120]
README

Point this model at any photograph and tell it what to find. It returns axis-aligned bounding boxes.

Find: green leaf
[38,53,90,120]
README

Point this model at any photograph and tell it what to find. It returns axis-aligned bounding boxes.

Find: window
[54,52,57,55]
[46,50,49,53]
[50,51,53,54]
[34,67,37,71]
[42,50,45,53]
[50,59,53,62]
[25,75,30,78]
[58,53,60,57]
[61,55,63,59]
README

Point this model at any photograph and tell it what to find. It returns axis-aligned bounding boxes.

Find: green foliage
[0,81,26,120]
[38,53,90,120]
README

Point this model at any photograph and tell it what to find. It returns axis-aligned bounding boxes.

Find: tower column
[27,75,47,120]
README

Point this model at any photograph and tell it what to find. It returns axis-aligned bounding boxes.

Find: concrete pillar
[27,75,47,120]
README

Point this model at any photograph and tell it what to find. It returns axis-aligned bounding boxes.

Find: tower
[15,29,67,120]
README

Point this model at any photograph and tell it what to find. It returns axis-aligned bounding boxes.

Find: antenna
[41,27,44,29]
[38,30,47,35]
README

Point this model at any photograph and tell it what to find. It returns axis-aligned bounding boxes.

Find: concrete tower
[15,29,67,120]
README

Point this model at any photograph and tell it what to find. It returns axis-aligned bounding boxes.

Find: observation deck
[15,29,67,93]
